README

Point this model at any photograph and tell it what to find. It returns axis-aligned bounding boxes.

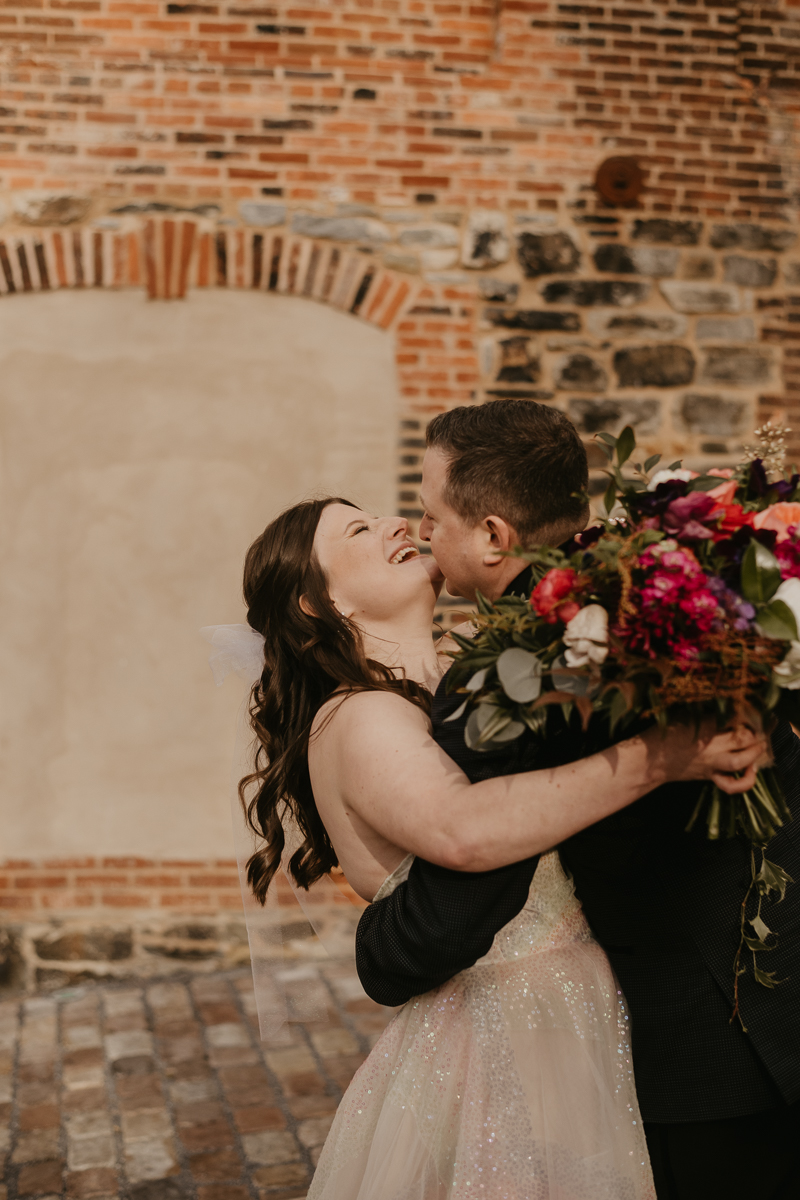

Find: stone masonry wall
[2,0,800,977]
[0,858,364,992]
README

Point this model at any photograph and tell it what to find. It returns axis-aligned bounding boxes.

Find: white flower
[563,604,609,668]
[647,469,697,492]
[774,641,800,690]
[774,577,800,635]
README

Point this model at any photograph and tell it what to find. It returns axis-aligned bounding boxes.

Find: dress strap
[372,853,415,903]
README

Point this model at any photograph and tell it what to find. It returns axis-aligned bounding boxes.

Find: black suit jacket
[355,568,800,1123]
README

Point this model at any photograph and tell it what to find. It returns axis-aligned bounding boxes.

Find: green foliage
[741,541,782,605]
[757,599,799,641]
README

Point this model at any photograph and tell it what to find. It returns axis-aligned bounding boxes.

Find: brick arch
[0,218,418,332]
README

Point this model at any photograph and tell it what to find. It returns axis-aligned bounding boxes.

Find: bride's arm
[320,692,766,873]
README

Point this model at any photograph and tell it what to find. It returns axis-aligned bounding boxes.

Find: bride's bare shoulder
[311,689,430,745]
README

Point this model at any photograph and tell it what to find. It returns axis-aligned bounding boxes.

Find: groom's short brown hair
[426,400,589,544]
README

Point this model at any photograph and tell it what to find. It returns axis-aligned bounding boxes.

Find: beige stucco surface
[0,288,398,857]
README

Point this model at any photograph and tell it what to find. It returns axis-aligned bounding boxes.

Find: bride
[238,497,766,1200]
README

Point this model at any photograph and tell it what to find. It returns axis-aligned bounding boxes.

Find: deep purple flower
[714,524,778,585]
[663,492,718,540]
[747,459,769,498]
[629,478,690,520]
[770,473,800,503]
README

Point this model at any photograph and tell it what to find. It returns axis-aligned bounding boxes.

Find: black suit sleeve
[355,853,540,1006]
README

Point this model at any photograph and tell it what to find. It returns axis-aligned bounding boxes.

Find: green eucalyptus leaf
[608,687,628,736]
[489,719,527,744]
[596,431,617,447]
[603,478,617,517]
[757,599,799,641]
[496,647,543,704]
[753,965,780,989]
[616,424,636,467]
[466,667,489,692]
[667,460,682,470]
[644,453,661,473]
[743,935,774,953]
[756,856,793,902]
[444,698,469,723]
[750,913,773,942]
[741,540,782,605]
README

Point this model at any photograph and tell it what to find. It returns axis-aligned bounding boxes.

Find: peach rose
[753,502,800,543]
[707,480,738,507]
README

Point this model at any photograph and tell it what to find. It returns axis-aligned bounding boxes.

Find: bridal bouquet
[446,423,797,1015]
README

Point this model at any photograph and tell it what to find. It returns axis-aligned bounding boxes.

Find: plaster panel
[0,289,397,857]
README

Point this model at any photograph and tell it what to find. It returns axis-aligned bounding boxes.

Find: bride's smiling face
[313,503,443,624]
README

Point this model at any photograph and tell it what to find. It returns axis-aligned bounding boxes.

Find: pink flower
[752,503,800,544]
[707,468,736,479]
[777,538,800,581]
[618,541,723,664]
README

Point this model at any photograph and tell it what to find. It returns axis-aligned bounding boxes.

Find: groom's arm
[355,854,539,1006]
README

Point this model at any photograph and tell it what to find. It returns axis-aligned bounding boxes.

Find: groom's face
[419,447,515,603]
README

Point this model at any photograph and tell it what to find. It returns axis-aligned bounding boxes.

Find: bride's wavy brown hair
[241,497,432,903]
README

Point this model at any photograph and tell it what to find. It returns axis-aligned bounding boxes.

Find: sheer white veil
[200,624,364,1040]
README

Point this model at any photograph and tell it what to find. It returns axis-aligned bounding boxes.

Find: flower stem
[730,842,757,1032]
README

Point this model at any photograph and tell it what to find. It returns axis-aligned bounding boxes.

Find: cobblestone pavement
[0,962,395,1200]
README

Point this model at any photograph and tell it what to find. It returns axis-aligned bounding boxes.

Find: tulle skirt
[308,870,655,1200]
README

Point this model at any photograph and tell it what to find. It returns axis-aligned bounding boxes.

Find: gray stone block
[239,201,287,226]
[13,192,91,226]
[34,927,133,962]
[586,310,688,339]
[478,277,519,303]
[701,347,772,385]
[382,251,420,274]
[518,231,580,277]
[463,210,509,269]
[497,336,540,383]
[614,344,695,388]
[632,219,702,245]
[710,222,797,252]
[542,280,650,306]
[722,254,777,288]
[695,316,756,342]
[593,244,677,276]
[399,223,459,247]
[290,213,390,241]
[568,397,661,435]
[659,281,740,314]
[484,307,580,331]
[554,353,608,392]
[678,392,748,436]
[682,254,716,280]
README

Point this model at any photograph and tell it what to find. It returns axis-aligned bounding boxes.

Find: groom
[356,400,800,1199]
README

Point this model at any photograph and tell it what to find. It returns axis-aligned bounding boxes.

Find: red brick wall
[1,0,798,215]
[0,857,244,915]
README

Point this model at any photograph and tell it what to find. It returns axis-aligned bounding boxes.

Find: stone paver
[0,963,394,1200]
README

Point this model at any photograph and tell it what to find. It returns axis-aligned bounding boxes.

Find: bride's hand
[646,721,771,794]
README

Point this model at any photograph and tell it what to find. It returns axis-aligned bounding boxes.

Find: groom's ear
[482,515,516,566]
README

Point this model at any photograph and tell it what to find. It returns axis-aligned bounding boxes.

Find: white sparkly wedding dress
[307,850,655,1200]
